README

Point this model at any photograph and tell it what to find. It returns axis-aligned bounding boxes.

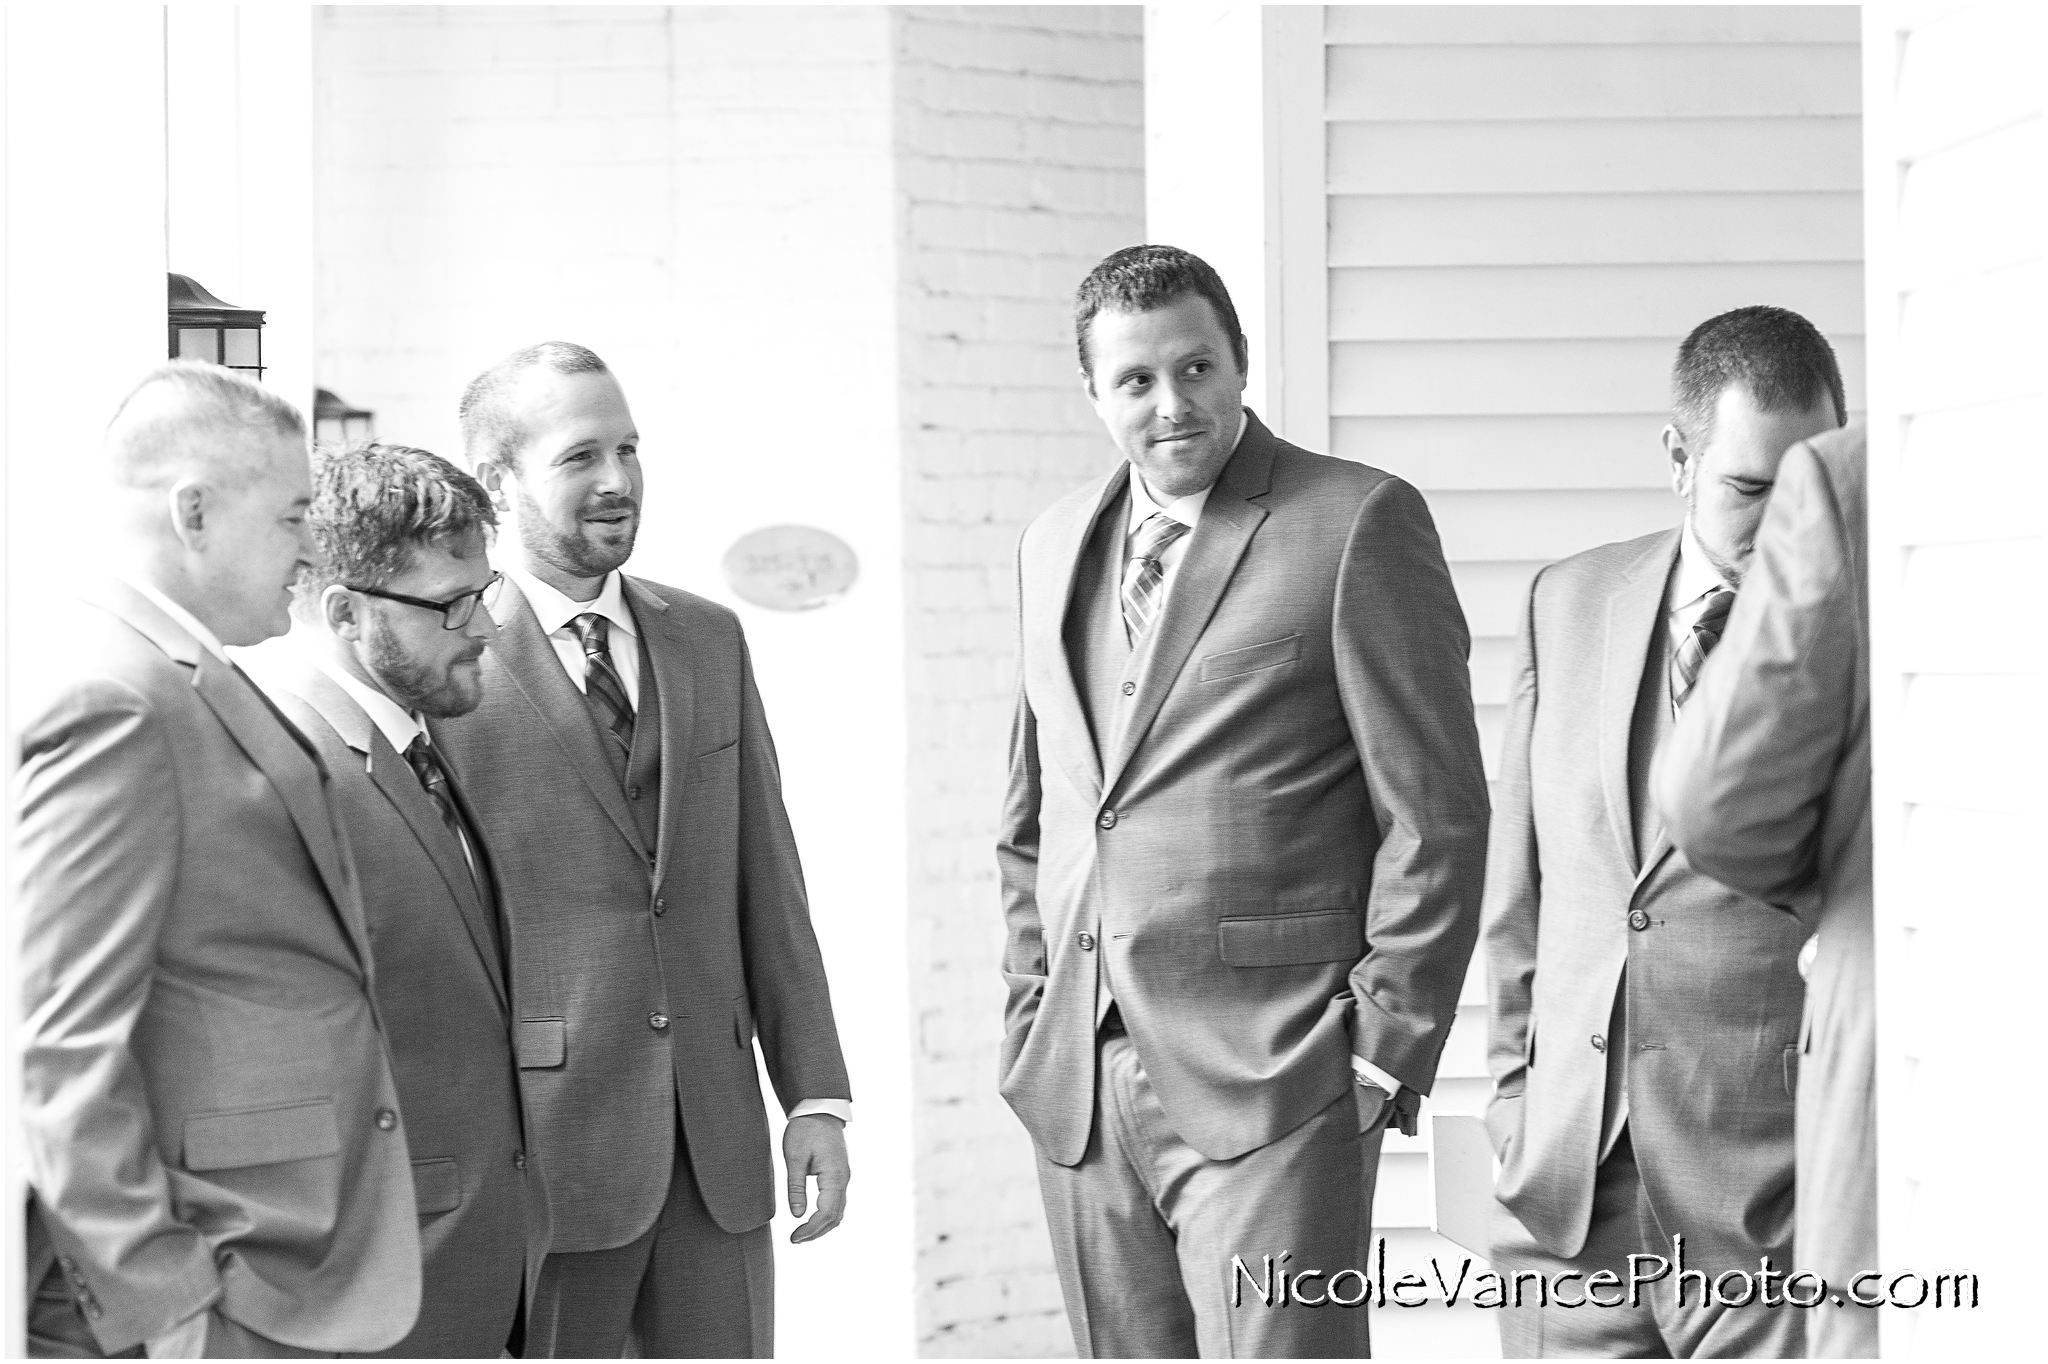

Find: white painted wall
[1864,0,2042,1355]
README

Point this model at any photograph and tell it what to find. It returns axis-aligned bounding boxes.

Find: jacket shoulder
[1541,529,1675,591]
[627,576,742,636]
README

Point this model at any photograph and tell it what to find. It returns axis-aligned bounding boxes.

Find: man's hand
[783,1114,850,1245]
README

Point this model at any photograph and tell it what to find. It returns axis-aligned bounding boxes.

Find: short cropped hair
[104,360,305,491]
[1671,306,1846,446]
[457,341,610,471]
[1074,245,1248,378]
[298,442,497,604]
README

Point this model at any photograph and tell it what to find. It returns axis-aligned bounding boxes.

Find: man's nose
[593,452,633,494]
[469,604,501,642]
[1154,379,1190,422]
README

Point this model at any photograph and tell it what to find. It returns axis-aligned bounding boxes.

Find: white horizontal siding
[1322,5,1863,1245]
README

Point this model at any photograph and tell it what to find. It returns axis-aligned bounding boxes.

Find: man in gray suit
[237,442,550,1356]
[16,364,420,1356]
[432,342,851,1357]
[1483,306,1846,1356]
[1656,424,1876,1359]
[1000,246,1490,1357]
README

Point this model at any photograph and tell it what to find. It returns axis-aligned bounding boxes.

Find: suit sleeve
[1655,439,1857,914]
[1332,475,1491,1096]
[1481,567,1544,1157]
[16,680,223,1352]
[730,626,852,1110]
[995,545,1048,1080]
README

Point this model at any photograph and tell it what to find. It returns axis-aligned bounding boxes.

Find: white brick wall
[896,7,1144,1357]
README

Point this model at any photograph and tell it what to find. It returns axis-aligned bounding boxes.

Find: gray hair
[457,340,610,471]
[103,361,306,492]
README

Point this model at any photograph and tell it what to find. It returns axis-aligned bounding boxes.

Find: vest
[574,615,663,852]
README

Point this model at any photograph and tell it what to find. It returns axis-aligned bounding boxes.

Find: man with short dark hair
[17,364,421,1357]
[1000,245,1490,1356]
[237,442,550,1357]
[1482,305,1848,1356]
[433,342,852,1357]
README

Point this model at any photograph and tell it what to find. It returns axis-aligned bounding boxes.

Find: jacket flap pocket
[517,1018,566,1069]
[411,1157,463,1216]
[734,995,754,1050]
[1199,634,1301,682]
[1217,910,1361,967]
[183,1099,339,1172]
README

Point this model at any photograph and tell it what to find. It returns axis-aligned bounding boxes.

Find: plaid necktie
[1121,512,1189,641]
[404,733,482,889]
[1671,587,1736,716]
[571,612,636,754]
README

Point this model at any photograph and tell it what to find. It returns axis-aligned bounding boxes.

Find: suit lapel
[1597,532,1680,876]
[1036,467,1127,806]
[1101,419,1275,798]
[485,577,651,862]
[624,576,696,887]
[278,662,512,1011]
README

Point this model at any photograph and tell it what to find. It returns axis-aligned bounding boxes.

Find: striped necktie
[1121,512,1189,641]
[570,612,636,754]
[1671,587,1736,716]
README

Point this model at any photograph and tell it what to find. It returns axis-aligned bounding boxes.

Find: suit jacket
[236,637,552,1357]
[1655,425,1874,1352]
[431,573,850,1250]
[1483,529,1808,1270]
[998,412,1491,1166]
[15,582,420,1354]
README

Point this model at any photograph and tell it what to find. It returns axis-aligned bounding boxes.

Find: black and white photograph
[2,2,2039,1359]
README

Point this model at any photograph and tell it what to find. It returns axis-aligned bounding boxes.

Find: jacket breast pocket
[1217,910,1361,967]
[1198,634,1301,682]
[517,1018,567,1069]
[182,1098,340,1172]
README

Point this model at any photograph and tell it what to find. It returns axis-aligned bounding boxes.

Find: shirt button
[1590,1035,1606,1053]
[513,1151,528,1171]
[650,1012,671,1031]
[653,898,667,916]
[375,1107,398,1131]
[84,1302,102,1320]
[1097,809,1118,830]
[1077,932,1096,951]
[1628,909,1651,931]
[1120,681,1135,696]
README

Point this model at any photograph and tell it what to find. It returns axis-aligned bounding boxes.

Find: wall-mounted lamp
[313,388,376,448]
[168,273,264,380]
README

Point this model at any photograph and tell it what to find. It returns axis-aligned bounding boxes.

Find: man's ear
[168,479,207,550]
[321,584,364,642]
[1078,366,1098,405]
[474,458,509,510]
[1660,424,1693,498]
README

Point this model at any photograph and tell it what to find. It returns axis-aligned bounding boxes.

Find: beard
[364,614,484,719]
[512,482,638,581]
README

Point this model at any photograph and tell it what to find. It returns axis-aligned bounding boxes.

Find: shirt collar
[1125,410,1247,532]
[506,564,639,641]
[1671,516,1735,614]
[122,577,231,664]
[301,633,425,755]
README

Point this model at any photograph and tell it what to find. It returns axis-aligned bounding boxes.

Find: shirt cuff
[789,1098,851,1124]
[1351,1055,1402,1096]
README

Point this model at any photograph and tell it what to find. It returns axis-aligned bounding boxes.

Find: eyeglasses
[345,571,502,630]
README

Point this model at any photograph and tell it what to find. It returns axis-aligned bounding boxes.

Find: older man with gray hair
[16,363,421,1357]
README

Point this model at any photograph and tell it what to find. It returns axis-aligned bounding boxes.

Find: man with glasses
[239,442,549,1356]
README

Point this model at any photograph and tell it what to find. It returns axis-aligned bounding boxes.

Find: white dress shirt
[1666,517,1736,652]
[499,565,850,1126]
[307,644,425,757]
[125,578,231,665]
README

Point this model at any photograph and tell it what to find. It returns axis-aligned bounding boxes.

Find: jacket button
[513,1151,528,1171]
[375,1107,398,1131]
[1628,909,1651,931]
[653,898,667,916]
[1097,809,1118,830]
[1077,932,1096,951]
[629,785,642,800]
[650,1012,671,1031]
[84,1301,102,1320]
[1120,681,1135,696]
[1590,1034,1606,1053]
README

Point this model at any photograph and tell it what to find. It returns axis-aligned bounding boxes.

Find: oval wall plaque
[721,525,859,612]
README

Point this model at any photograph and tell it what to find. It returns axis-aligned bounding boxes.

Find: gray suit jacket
[999,413,1491,1166]
[1484,530,1807,1269]
[1656,425,1874,1352]
[237,638,552,1356]
[431,574,850,1251]
[15,582,419,1354]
